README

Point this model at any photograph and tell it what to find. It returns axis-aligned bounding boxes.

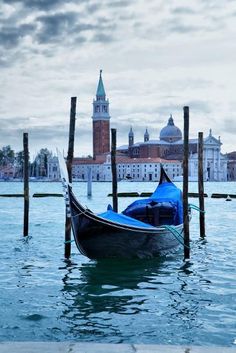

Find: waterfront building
[188,131,227,181]
[225,151,236,181]
[46,71,228,182]
[0,165,15,180]
[119,119,227,181]
[47,155,61,181]
[72,154,181,182]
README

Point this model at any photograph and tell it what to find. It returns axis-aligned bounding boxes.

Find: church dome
[160,115,182,142]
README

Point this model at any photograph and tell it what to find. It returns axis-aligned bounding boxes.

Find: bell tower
[92,70,110,158]
[144,128,149,142]
[128,127,134,147]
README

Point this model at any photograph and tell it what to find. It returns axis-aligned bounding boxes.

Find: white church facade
[188,131,227,181]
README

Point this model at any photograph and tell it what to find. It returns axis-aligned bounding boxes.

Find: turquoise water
[0,181,236,346]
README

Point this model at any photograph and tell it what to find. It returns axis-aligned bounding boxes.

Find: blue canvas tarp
[98,210,156,229]
[122,181,183,226]
[98,181,183,227]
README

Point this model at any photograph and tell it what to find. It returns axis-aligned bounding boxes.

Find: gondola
[59,153,184,259]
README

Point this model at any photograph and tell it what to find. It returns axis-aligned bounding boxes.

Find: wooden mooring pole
[198,132,206,238]
[183,106,190,259]
[65,97,77,259]
[23,132,29,237]
[87,167,92,197]
[111,128,118,212]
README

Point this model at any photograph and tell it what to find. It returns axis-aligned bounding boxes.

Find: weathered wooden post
[111,128,118,212]
[183,106,190,259]
[198,132,205,238]
[23,132,29,237]
[65,97,77,258]
[87,167,92,197]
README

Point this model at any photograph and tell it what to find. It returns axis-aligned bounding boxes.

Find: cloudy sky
[1,0,236,157]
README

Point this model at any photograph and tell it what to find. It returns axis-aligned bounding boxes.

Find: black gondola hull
[70,191,183,259]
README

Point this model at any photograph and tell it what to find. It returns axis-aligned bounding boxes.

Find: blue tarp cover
[122,182,183,225]
[98,181,183,227]
[153,181,183,224]
[98,210,156,229]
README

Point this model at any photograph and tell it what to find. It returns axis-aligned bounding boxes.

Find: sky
[1,0,236,158]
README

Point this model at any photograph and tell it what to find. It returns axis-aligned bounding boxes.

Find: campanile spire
[92,70,110,158]
[96,69,106,100]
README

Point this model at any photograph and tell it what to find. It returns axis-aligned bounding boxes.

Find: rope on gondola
[188,203,205,213]
[71,209,91,218]
[164,225,190,249]
[64,239,75,244]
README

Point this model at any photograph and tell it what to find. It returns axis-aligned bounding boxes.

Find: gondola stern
[159,164,172,185]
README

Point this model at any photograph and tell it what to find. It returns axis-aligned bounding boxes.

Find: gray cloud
[0,116,33,129]
[168,23,201,34]
[0,115,93,154]
[92,32,114,43]
[0,52,13,67]
[0,3,117,57]
[86,3,100,13]
[186,100,211,114]
[36,8,116,44]
[107,0,131,8]
[2,0,75,11]
[0,1,119,68]
[0,24,36,48]
[36,11,115,44]
[172,7,197,15]
[35,12,80,44]
[221,118,236,135]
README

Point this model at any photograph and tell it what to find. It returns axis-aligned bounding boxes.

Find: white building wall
[47,147,227,183]
[47,156,61,180]
[189,152,227,181]
[71,159,182,182]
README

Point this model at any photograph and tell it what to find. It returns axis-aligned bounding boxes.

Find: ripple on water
[22,314,46,321]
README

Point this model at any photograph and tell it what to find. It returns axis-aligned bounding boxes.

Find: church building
[71,71,227,182]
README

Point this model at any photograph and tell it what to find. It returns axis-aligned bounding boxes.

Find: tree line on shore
[0,145,54,179]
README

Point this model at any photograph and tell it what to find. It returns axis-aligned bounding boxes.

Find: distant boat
[119,176,133,182]
[59,154,184,259]
[226,195,232,201]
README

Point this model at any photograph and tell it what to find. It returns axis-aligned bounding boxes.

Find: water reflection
[61,257,165,307]
[59,257,168,340]
[166,258,213,345]
[58,256,213,343]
